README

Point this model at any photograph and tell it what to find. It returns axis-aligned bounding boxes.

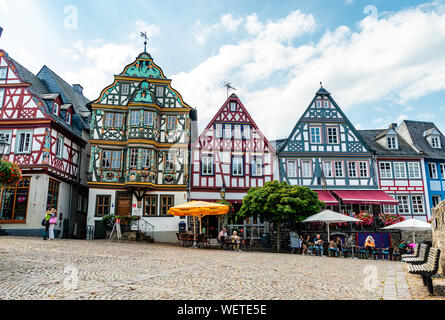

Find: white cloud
[172,5,445,138]
[194,13,244,44]
[220,14,243,32]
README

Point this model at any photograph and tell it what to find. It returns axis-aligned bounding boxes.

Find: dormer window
[431,136,441,149]
[66,112,71,125]
[53,102,59,116]
[387,136,398,150]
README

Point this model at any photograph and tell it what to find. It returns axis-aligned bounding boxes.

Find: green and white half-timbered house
[87,51,196,242]
[277,85,398,223]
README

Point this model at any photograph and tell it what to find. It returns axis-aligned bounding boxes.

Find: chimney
[390,123,398,129]
[73,84,84,95]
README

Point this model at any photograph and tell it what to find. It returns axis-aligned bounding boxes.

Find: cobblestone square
[0,237,429,300]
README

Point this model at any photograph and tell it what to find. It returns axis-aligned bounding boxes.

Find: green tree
[238,181,325,252]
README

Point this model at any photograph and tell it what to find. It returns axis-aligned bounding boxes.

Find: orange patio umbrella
[168,201,229,244]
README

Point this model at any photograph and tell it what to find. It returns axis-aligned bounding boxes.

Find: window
[323,101,329,108]
[408,162,421,179]
[66,112,71,124]
[287,160,297,178]
[102,150,121,169]
[56,136,63,159]
[143,195,157,216]
[302,160,311,178]
[121,84,129,95]
[382,205,396,214]
[234,125,242,140]
[348,162,357,177]
[397,195,410,214]
[327,127,338,144]
[441,164,445,178]
[53,102,59,116]
[160,195,174,216]
[323,161,333,177]
[232,157,244,176]
[104,113,114,127]
[129,149,138,168]
[334,161,344,177]
[0,88,5,108]
[359,161,368,177]
[429,163,438,179]
[251,157,263,177]
[167,116,176,130]
[387,136,398,149]
[47,179,60,211]
[143,111,153,126]
[224,124,232,139]
[131,111,140,126]
[316,101,321,108]
[202,156,214,175]
[95,195,111,217]
[230,102,237,112]
[394,162,406,179]
[156,86,164,97]
[243,125,251,140]
[165,153,175,171]
[379,162,392,179]
[432,195,441,208]
[431,136,441,149]
[215,124,223,138]
[16,131,32,154]
[0,132,11,154]
[141,149,151,168]
[0,67,7,79]
[412,195,424,214]
[0,177,31,222]
[310,127,321,144]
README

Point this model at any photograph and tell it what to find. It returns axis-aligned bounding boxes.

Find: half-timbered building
[190,94,275,238]
[0,49,90,237]
[87,51,196,243]
[277,85,398,220]
[359,124,429,221]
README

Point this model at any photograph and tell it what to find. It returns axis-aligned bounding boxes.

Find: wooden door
[116,192,132,217]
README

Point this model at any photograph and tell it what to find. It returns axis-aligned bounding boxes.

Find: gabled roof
[358,129,422,157]
[398,120,445,159]
[9,58,49,97]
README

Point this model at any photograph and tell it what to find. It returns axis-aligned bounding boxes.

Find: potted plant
[0,160,22,187]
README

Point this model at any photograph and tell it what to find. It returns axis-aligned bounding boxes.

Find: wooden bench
[176,233,194,247]
[409,247,441,295]
[402,243,420,261]
[404,244,429,265]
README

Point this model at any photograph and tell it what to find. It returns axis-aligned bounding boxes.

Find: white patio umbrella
[302,210,362,242]
[382,218,432,243]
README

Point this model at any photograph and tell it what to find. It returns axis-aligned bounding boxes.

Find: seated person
[398,240,408,255]
[328,239,338,257]
[365,236,376,259]
[231,231,241,251]
[313,234,324,256]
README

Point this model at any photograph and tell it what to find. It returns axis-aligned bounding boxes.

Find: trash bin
[261,234,269,247]
[179,221,186,233]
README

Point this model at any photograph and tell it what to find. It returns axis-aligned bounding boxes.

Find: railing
[131,218,155,241]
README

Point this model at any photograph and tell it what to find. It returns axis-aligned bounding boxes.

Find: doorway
[116,192,132,217]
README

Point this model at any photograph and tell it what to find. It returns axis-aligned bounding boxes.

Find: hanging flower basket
[0,160,22,187]
[354,212,374,227]
[379,213,405,226]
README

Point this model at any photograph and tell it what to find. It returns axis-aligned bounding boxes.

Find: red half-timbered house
[0,50,90,237]
[190,94,276,238]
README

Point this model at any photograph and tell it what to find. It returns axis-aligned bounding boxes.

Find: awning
[315,190,339,206]
[333,190,399,205]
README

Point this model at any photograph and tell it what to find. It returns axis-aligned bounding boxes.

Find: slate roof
[316,85,330,95]
[358,129,422,157]
[398,120,445,159]
[270,139,287,153]
[9,58,49,96]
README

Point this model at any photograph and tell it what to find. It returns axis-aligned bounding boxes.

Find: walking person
[42,210,51,240]
[48,208,58,240]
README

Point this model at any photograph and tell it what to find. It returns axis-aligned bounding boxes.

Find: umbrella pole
[193,216,197,248]
[327,223,330,243]
[413,230,415,244]
[199,216,202,236]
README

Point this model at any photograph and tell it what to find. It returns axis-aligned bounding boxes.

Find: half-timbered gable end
[278,86,375,189]
[191,94,275,200]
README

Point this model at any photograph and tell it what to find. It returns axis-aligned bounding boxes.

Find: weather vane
[222,81,236,98]
[140,31,149,52]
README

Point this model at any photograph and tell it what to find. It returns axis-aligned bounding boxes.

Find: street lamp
[0,137,9,158]
[220,187,226,200]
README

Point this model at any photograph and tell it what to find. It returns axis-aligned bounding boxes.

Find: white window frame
[121,84,130,95]
[431,136,441,149]
[334,161,344,177]
[397,195,410,214]
[287,160,297,178]
[165,153,175,171]
[53,102,59,116]
[327,127,338,144]
[359,161,369,177]
[156,86,164,97]
[440,163,445,179]
[56,135,64,159]
[411,195,425,214]
[129,149,138,168]
[323,101,329,108]
[143,111,154,126]
[0,131,11,154]
[167,116,176,130]
[382,204,396,214]
[243,125,251,140]
[16,131,33,154]
[234,125,242,140]
[408,162,421,179]
[224,124,232,139]
[215,124,223,139]
[429,163,438,179]
[0,88,5,108]
[387,136,398,150]
[394,162,407,179]
[347,161,357,178]
[379,162,392,179]
[251,157,263,177]
[232,157,244,176]
[141,149,150,168]
[0,67,7,80]
[316,101,321,108]
[230,102,237,112]
[66,112,71,124]
[310,127,321,144]
[131,111,140,126]
[201,156,214,176]
[301,160,312,178]
[432,195,441,208]
[323,161,333,178]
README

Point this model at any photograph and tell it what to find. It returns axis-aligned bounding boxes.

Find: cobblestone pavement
[0,237,416,300]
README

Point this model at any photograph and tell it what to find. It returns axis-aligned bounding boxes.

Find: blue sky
[1,0,445,139]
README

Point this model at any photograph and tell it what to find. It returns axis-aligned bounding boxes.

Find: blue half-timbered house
[277,85,398,217]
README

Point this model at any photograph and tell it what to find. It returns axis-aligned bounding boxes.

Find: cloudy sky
[1,0,445,140]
